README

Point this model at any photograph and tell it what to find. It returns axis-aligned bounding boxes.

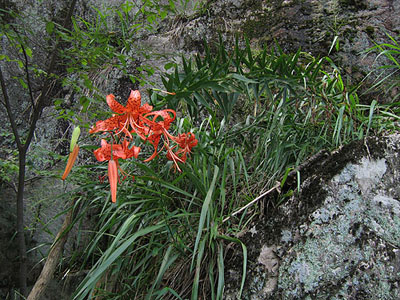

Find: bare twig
[223,182,281,223]
[9,24,36,110]
[0,66,23,150]
[20,43,36,110]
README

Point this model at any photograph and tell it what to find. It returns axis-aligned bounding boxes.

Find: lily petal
[126,90,141,111]
[94,139,140,162]
[106,94,126,114]
[89,114,127,134]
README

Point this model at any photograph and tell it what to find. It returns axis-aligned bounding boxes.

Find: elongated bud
[108,160,118,203]
[62,144,79,180]
[70,126,81,153]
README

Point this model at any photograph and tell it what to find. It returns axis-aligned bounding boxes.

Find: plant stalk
[27,197,77,300]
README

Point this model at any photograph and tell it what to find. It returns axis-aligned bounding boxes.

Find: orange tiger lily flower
[61,144,79,180]
[141,109,177,162]
[166,132,198,171]
[94,139,140,162]
[174,132,198,153]
[89,89,198,202]
[94,139,140,203]
[90,90,153,139]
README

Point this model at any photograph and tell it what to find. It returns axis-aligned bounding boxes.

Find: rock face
[162,0,399,87]
[225,134,400,299]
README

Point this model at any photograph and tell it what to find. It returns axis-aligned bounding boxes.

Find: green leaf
[79,96,90,112]
[216,242,224,299]
[192,236,207,300]
[160,10,167,19]
[169,0,176,10]
[281,167,293,188]
[217,235,247,298]
[191,166,219,270]
[25,47,32,58]
[164,62,175,70]
[45,21,54,34]
[139,175,198,199]
[366,100,377,136]
[18,77,28,89]
[188,80,227,92]
[147,245,178,299]
[229,73,258,84]
[74,224,164,300]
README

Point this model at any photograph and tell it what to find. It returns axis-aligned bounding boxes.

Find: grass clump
[364,32,400,102]
[67,36,399,299]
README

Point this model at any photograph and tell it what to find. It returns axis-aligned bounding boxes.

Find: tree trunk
[17,150,28,297]
[27,198,76,300]
[0,1,77,297]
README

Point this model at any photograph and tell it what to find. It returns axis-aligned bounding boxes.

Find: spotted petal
[106,94,126,114]
[94,139,140,162]
[89,115,127,134]
[126,90,141,111]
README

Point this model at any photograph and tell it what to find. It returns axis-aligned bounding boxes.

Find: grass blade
[191,166,219,271]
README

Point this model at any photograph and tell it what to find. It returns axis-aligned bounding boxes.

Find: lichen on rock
[225,135,400,299]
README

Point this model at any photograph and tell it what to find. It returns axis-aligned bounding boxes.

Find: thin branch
[9,24,36,110]
[20,43,36,110]
[2,180,18,194]
[0,65,23,150]
[222,182,281,223]
[22,0,78,152]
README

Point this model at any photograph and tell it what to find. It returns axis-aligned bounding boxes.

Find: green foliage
[0,9,37,94]
[11,1,175,124]
[67,34,400,299]
[160,34,393,144]
[2,2,400,299]
[0,129,18,184]
[70,115,249,299]
[366,32,400,101]
[0,156,18,183]
[161,36,397,144]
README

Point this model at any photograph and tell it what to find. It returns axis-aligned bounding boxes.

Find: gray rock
[225,134,400,299]
[159,0,399,92]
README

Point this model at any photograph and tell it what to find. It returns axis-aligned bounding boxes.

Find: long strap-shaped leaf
[191,167,220,299]
[73,223,164,300]
[191,166,219,272]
